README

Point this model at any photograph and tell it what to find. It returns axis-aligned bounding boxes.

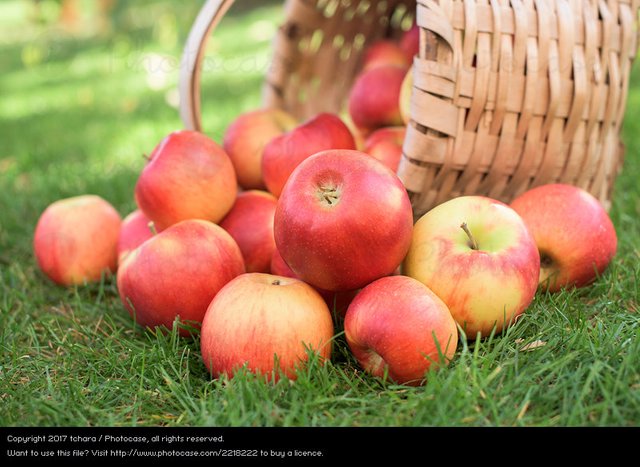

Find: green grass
[1,1,639,427]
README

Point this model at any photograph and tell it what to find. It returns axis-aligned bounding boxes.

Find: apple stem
[142,153,150,161]
[147,221,158,236]
[272,279,281,286]
[460,222,479,250]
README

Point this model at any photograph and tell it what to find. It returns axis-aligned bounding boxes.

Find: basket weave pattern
[180,0,639,217]
[399,0,639,215]
[180,0,415,128]
[263,0,416,119]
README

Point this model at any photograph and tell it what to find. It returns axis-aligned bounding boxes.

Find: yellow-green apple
[33,195,122,286]
[348,65,406,134]
[116,219,244,336]
[116,209,154,265]
[270,248,358,317]
[135,130,237,231]
[339,111,367,151]
[399,66,413,125]
[262,112,356,198]
[344,275,458,386]
[362,39,411,71]
[219,190,278,273]
[364,126,406,173]
[400,23,419,62]
[274,149,413,292]
[223,108,298,190]
[404,196,540,339]
[510,183,617,292]
[200,272,334,381]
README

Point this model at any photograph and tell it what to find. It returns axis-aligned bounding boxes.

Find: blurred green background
[0,0,282,230]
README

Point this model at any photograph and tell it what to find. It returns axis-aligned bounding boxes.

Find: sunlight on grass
[0,1,35,37]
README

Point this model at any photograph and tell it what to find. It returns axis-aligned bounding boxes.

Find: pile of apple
[32,26,618,386]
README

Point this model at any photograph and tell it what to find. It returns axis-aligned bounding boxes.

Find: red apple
[200,273,334,381]
[262,112,356,198]
[269,247,297,279]
[345,275,458,386]
[33,195,122,286]
[362,40,411,71]
[219,190,278,273]
[364,126,406,173]
[270,248,358,317]
[274,149,414,292]
[400,23,420,62]
[510,183,617,292]
[117,209,154,265]
[135,130,237,231]
[116,219,244,336]
[348,65,406,134]
[223,108,298,190]
[404,196,540,339]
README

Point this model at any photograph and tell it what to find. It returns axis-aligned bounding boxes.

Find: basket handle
[179,0,236,132]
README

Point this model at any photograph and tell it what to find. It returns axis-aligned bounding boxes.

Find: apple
[403,196,540,339]
[274,149,414,292]
[33,194,122,286]
[262,112,356,198]
[362,39,411,71]
[135,130,237,231]
[200,273,334,381]
[344,275,458,386]
[348,65,406,134]
[399,23,420,62]
[223,108,298,190]
[363,126,406,173]
[219,190,278,273]
[270,248,358,317]
[116,219,244,336]
[399,66,413,125]
[117,209,154,265]
[339,111,367,151]
[510,183,617,292]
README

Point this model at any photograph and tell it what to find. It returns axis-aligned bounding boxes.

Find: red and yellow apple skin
[364,126,406,173]
[116,219,245,336]
[362,40,411,71]
[404,196,540,339]
[200,273,334,381]
[345,275,458,386]
[117,209,154,266]
[134,130,237,231]
[348,65,406,134]
[510,184,618,292]
[223,108,297,190]
[219,190,278,274]
[34,195,122,286]
[262,113,356,198]
[339,112,367,151]
[274,149,414,292]
[270,248,358,317]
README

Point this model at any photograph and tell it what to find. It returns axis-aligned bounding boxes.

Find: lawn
[1,0,639,428]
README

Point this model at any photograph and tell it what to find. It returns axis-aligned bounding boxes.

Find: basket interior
[263,0,417,120]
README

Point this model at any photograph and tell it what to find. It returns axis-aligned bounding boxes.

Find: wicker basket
[179,0,639,217]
